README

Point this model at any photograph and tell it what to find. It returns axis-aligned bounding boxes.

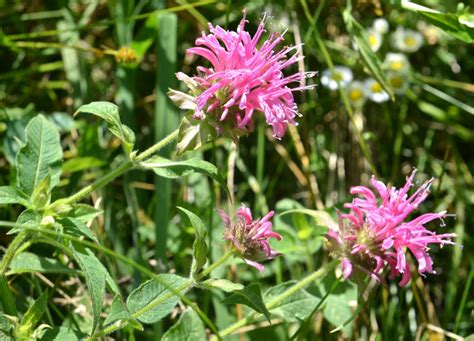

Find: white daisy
[367,29,383,52]
[320,66,353,90]
[373,18,389,34]
[391,27,424,53]
[364,78,389,103]
[346,81,368,107]
[384,53,410,73]
[387,72,409,95]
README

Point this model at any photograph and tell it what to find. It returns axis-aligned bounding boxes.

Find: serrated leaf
[16,115,63,196]
[200,278,244,293]
[39,327,87,341]
[17,291,49,339]
[7,209,41,235]
[0,186,29,207]
[176,116,216,155]
[221,283,271,321]
[343,10,394,100]
[140,156,228,196]
[103,295,142,331]
[70,242,105,334]
[161,309,206,341]
[7,252,76,275]
[69,204,102,223]
[74,101,135,154]
[177,207,207,277]
[264,281,320,322]
[59,217,97,241]
[126,274,191,324]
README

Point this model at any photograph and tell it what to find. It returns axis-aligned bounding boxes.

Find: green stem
[0,230,29,275]
[218,260,338,337]
[198,249,233,280]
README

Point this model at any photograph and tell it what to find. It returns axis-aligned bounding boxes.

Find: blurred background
[0,0,473,339]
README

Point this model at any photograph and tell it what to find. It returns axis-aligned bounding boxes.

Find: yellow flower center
[332,71,343,81]
[370,82,382,93]
[389,61,405,71]
[368,34,378,47]
[404,36,418,47]
[349,88,363,101]
[390,76,404,89]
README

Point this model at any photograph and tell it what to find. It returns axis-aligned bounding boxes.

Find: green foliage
[222,283,271,321]
[161,309,206,341]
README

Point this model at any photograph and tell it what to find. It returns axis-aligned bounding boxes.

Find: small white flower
[387,72,409,95]
[373,18,389,34]
[392,27,424,53]
[346,81,367,107]
[384,53,410,73]
[364,78,389,103]
[321,66,353,90]
[367,30,383,52]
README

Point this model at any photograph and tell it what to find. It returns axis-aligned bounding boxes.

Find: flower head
[218,206,282,272]
[346,81,367,108]
[387,72,409,95]
[327,169,455,286]
[364,78,389,103]
[320,66,353,91]
[392,27,424,53]
[384,53,410,73]
[176,13,315,140]
[373,18,389,34]
[367,29,383,52]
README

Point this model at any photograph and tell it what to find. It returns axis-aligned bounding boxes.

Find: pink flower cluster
[185,14,315,139]
[327,170,455,286]
[218,206,282,272]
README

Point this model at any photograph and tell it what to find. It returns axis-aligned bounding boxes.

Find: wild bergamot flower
[320,66,353,91]
[327,169,455,286]
[171,13,316,140]
[218,206,282,273]
[392,27,424,53]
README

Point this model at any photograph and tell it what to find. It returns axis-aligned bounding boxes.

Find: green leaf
[17,291,49,339]
[264,281,320,322]
[59,217,97,241]
[317,275,357,336]
[200,278,244,293]
[176,116,216,155]
[221,283,271,321]
[343,10,394,100]
[177,207,207,277]
[103,295,142,330]
[62,156,106,173]
[30,174,51,209]
[420,12,474,43]
[69,204,102,223]
[7,252,76,275]
[0,276,16,316]
[140,156,228,195]
[39,327,87,341]
[7,209,41,235]
[70,242,120,332]
[161,309,206,341]
[0,186,29,207]
[126,274,191,324]
[16,115,63,197]
[74,101,135,154]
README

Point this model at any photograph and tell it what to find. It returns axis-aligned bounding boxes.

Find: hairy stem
[0,230,29,275]
[218,260,338,337]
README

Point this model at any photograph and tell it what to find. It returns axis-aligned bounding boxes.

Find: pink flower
[327,169,455,286]
[218,206,282,272]
[181,13,315,139]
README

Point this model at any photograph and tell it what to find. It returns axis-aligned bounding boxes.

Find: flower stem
[198,249,233,280]
[218,260,338,337]
[0,230,29,275]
